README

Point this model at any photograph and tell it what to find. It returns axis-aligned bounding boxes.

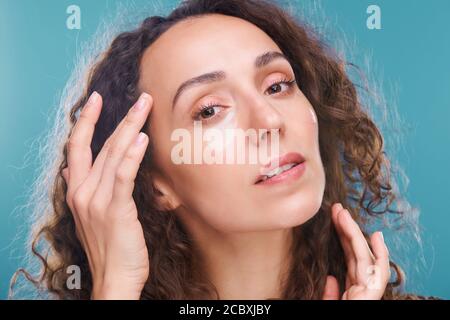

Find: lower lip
[255,161,306,186]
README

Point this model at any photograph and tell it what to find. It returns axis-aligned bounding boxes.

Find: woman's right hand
[62,91,153,300]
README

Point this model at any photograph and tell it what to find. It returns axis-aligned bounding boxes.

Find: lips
[255,152,306,184]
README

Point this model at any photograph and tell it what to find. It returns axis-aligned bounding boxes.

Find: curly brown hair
[10,0,434,300]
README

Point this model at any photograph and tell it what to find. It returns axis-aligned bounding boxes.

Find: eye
[265,77,297,95]
[190,77,297,124]
[192,102,224,122]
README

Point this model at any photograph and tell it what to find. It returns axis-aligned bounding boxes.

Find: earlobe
[152,174,182,212]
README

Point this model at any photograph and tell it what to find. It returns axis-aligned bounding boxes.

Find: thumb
[322,275,340,300]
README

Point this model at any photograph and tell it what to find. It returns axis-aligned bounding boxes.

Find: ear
[152,173,182,212]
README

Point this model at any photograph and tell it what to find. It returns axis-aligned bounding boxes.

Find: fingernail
[88,91,100,105]
[136,132,147,144]
[134,93,150,111]
[336,203,343,211]
[379,231,384,242]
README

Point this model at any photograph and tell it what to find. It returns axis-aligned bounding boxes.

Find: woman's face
[139,14,325,233]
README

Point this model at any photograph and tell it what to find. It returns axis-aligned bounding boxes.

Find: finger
[337,209,375,284]
[70,110,146,267]
[322,275,340,300]
[61,167,87,246]
[331,204,354,259]
[73,109,128,203]
[110,132,149,207]
[64,114,128,250]
[67,92,102,193]
[331,203,356,284]
[92,93,152,210]
[367,231,390,296]
[73,92,148,213]
[371,231,389,263]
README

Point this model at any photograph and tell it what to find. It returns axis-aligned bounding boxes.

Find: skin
[62,14,390,300]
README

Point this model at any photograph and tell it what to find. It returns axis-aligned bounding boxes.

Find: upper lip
[255,152,306,184]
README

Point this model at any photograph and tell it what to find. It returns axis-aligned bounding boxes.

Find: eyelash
[192,77,297,122]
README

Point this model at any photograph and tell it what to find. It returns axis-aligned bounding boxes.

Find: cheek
[307,104,318,125]
[285,102,320,156]
[287,89,319,127]
[173,164,253,229]
[288,100,318,126]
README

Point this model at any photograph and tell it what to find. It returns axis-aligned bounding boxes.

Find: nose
[244,95,285,147]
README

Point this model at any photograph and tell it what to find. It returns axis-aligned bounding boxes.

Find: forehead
[139,14,282,94]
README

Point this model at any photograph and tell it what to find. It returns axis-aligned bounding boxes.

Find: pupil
[202,107,215,118]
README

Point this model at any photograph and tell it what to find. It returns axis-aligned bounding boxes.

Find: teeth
[261,163,297,180]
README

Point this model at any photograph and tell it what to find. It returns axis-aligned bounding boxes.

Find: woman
[11,0,433,299]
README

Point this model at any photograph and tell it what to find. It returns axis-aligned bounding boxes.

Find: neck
[183,215,294,299]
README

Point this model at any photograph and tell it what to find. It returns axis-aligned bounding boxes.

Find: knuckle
[124,148,138,161]
[67,139,80,152]
[79,110,91,121]
[79,109,97,127]
[101,139,112,155]
[106,143,121,160]
[104,137,112,149]
[62,168,69,182]
[107,140,126,160]
[115,165,133,184]
[65,190,75,210]
[124,115,136,127]
[88,196,106,214]
[72,190,89,212]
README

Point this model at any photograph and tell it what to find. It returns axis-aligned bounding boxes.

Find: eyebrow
[171,51,290,109]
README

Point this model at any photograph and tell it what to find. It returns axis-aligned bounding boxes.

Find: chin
[269,194,323,229]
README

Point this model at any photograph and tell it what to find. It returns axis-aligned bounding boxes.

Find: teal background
[0,0,449,299]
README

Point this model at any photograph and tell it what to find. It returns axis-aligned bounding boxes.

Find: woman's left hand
[322,203,391,300]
